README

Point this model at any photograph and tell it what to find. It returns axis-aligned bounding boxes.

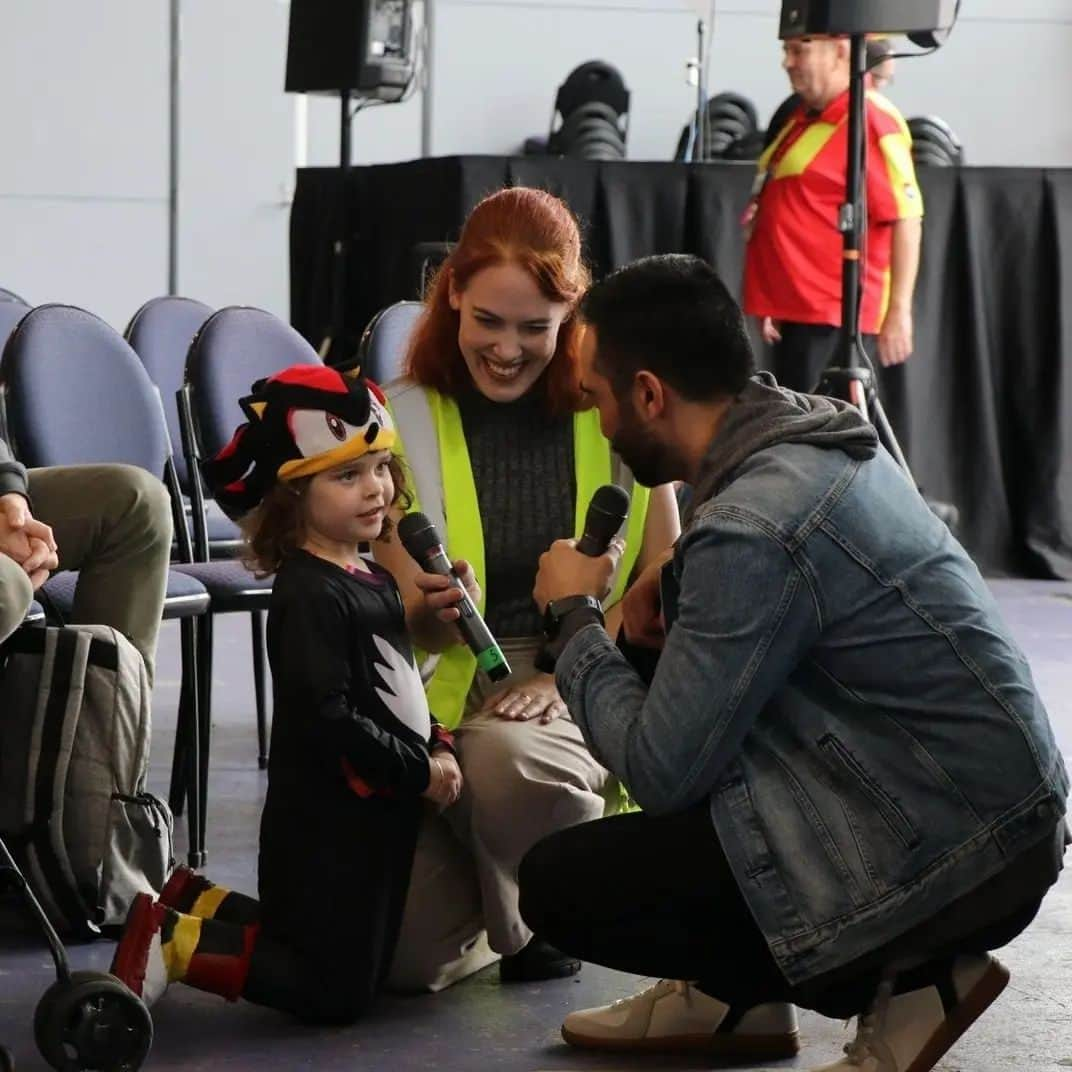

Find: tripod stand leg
[866,389,913,481]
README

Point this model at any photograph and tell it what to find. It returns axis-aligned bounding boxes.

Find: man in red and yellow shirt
[743,35,923,393]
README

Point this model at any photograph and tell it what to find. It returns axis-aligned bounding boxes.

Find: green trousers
[0,465,173,684]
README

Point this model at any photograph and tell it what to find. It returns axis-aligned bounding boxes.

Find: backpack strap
[19,628,98,936]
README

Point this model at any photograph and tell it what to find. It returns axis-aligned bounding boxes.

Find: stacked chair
[675,92,763,162]
[908,116,963,167]
[547,61,630,161]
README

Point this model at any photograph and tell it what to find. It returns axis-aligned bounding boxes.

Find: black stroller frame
[0,836,152,1072]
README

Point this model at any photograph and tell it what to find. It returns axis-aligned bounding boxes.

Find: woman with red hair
[375,187,679,987]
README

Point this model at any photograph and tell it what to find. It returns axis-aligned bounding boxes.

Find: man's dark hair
[580,255,755,401]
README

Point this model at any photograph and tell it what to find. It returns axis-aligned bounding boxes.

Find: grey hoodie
[685,372,879,524]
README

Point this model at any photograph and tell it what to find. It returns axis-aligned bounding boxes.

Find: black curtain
[290,157,1072,579]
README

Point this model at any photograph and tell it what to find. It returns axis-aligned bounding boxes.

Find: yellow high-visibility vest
[387,380,649,729]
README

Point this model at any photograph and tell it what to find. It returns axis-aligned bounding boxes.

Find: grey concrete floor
[1,580,1070,1071]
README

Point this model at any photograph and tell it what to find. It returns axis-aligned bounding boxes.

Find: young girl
[109,364,462,1025]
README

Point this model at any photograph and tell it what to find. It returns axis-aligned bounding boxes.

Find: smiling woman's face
[449,262,570,403]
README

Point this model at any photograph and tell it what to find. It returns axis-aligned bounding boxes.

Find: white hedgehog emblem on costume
[371,635,431,741]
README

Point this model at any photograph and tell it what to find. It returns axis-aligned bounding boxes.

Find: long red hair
[405,187,591,414]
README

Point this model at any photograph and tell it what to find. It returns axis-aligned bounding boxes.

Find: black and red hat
[203,364,396,517]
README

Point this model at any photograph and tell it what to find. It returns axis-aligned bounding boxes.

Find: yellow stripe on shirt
[774,122,843,178]
[878,132,924,219]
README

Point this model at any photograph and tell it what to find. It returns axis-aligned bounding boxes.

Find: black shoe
[499,937,581,983]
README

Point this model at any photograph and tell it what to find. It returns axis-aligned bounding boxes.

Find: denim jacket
[557,378,1069,984]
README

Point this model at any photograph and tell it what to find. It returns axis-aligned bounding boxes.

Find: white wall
[0,2,169,328]
[0,0,1068,328]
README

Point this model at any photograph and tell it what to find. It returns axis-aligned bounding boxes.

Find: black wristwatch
[536,595,604,674]
[542,594,604,641]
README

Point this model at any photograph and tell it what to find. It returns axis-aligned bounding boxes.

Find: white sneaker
[562,978,800,1058]
[809,954,1010,1072]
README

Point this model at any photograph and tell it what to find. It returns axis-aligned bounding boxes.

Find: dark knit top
[458,385,576,639]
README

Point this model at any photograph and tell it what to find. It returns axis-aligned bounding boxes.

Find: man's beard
[609,399,680,489]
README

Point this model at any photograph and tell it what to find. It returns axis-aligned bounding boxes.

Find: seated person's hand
[422,750,463,809]
[483,672,567,725]
[23,536,58,590]
[622,549,673,650]
[413,558,482,625]
[0,493,58,583]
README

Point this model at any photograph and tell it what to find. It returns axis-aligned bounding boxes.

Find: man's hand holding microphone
[399,486,639,725]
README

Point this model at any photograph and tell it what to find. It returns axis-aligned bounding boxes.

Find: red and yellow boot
[110,893,258,1007]
[159,866,260,925]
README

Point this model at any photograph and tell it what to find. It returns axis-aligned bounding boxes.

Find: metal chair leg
[251,610,270,769]
[196,614,214,863]
[168,619,192,817]
[183,617,204,869]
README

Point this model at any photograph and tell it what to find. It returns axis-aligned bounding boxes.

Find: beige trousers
[387,638,619,991]
[0,465,172,684]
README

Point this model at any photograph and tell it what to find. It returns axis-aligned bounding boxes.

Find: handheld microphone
[532,484,631,675]
[398,513,512,683]
[576,484,631,557]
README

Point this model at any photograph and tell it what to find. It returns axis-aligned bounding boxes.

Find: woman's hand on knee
[482,673,568,725]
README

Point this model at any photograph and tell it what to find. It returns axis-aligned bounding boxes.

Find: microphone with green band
[398,512,512,682]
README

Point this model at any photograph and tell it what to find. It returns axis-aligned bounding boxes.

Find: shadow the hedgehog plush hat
[203,364,395,518]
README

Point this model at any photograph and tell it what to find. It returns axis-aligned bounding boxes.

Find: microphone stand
[684,16,710,163]
[815,34,911,477]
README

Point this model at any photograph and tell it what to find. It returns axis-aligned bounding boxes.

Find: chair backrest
[0,304,170,475]
[357,301,424,385]
[0,301,31,351]
[554,61,630,121]
[184,306,322,460]
[0,287,28,305]
[908,115,963,166]
[125,296,214,488]
[179,306,321,558]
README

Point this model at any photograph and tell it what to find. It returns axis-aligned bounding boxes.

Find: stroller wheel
[0,1044,14,1071]
[34,972,152,1072]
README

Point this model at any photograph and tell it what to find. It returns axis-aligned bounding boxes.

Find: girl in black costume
[110,364,462,1024]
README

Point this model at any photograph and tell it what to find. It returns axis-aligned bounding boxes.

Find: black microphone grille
[398,512,442,558]
[582,484,631,549]
[591,483,630,520]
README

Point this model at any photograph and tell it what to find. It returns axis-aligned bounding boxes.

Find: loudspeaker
[285,0,415,100]
[779,0,956,39]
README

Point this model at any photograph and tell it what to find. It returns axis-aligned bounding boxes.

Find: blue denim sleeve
[555,510,821,815]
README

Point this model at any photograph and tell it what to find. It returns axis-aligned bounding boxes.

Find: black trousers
[765,322,873,394]
[242,795,422,1025]
[519,806,1051,1020]
[766,321,908,445]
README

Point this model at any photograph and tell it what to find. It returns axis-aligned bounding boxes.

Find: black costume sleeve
[277,586,432,796]
[0,438,29,501]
